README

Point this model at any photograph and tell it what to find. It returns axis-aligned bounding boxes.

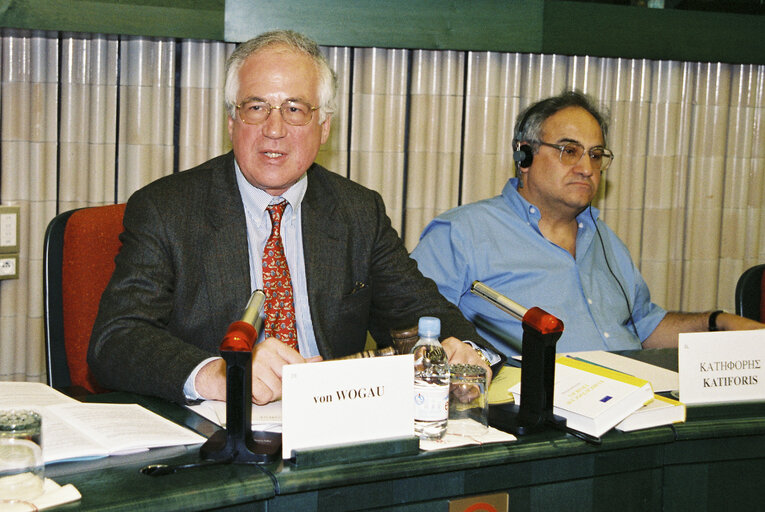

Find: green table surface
[41,348,765,511]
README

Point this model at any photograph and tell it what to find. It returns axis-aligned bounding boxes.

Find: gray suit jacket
[88,152,494,402]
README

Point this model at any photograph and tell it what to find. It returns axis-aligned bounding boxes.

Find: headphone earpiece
[513,143,534,168]
[513,109,535,169]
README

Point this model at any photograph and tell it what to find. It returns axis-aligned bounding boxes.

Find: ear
[227,115,235,140]
[320,115,332,144]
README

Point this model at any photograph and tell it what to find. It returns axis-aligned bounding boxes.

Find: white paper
[562,350,679,392]
[0,383,206,464]
[0,382,78,408]
[25,478,82,511]
[186,400,282,432]
[281,355,414,459]
[419,419,516,451]
[679,330,765,405]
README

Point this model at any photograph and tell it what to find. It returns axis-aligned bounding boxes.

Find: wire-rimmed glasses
[537,141,614,171]
[235,98,319,126]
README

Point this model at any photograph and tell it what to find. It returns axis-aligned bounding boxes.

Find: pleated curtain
[1,29,763,382]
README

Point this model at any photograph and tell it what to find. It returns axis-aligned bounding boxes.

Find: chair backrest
[734,263,765,323]
[43,204,126,394]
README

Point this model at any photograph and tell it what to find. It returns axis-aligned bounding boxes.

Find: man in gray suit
[88,30,498,405]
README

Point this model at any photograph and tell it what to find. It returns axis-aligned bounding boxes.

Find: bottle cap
[418,316,440,338]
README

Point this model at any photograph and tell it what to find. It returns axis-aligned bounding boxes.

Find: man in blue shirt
[412,90,764,357]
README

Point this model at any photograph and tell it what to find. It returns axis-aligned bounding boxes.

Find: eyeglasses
[235,99,320,126]
[537,141,614,171]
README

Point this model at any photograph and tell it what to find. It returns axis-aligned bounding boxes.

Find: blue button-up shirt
[411,178,666,357]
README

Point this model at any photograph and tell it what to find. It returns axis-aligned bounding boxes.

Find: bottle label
[413,381,449,421]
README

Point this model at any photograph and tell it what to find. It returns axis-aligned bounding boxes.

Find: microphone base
[200,429,281,464]
[488,403,567,436]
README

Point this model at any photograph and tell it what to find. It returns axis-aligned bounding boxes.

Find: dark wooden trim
[0,1,762,64]
[0,0,224,40]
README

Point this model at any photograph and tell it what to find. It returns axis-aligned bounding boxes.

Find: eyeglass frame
[535,140,614,171]
[234,98,321,126]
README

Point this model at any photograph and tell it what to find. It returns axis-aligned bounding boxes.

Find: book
[561,350,679,392]
[0,382,206,463]
[615,394,686,432]
[509,355,654,438]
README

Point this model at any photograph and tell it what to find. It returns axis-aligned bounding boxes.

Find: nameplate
[678,330,765,405]
[281,354,414,459]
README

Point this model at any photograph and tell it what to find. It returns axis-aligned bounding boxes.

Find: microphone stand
[200,290,281,463]
[471,281,568,436]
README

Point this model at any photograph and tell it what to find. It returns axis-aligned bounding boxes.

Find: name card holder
[291,436,419,468]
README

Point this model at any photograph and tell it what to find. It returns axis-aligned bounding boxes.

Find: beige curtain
[1,29,763,382]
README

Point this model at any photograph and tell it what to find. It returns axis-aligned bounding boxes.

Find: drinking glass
[0,410,44,505]
[448,364,489,435]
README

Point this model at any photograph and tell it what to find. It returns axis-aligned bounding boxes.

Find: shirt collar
[501,177,600,231]
[234,160,308,225]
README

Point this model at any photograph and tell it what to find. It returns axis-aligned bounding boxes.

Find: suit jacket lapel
[302,165,347,355]
[201,153,252,314]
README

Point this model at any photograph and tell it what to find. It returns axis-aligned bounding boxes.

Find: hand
[248,337,322,405]
[441,337,493,384]
[195,338,322,404]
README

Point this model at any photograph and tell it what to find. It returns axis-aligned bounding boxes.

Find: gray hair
[224,30,337,124]
[513,90,609,170]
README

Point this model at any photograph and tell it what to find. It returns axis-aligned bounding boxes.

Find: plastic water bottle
[411,316,450,439]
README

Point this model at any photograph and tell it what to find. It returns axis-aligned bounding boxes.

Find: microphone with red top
[201,290,281,463]
[470,281,567,436]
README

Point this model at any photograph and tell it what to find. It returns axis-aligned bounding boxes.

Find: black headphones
[512,105,536,169]
[513,142,534,168]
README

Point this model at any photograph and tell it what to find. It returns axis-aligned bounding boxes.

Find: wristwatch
[475,348,492,368]
[708,310,725,331]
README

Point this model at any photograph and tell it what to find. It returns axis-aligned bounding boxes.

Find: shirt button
[604,332,610,338]
[578,222,584,229]
[529,207,536,214]
[587,298,593,304]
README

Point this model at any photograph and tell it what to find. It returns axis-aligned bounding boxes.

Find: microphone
[471,281,527,321]
[470,281,562,335]
[202,288,281,464]
[240,289,265,331]
[219,290,265,352]
[470,280,567,438]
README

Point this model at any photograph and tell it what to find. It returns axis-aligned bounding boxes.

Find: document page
[38,406,114,462]
[0,381,78,407]
[46,403,206,459]
[1,382,206,463]
[187,400,282,432]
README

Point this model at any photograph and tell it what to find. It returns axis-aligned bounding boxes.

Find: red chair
[735,264,765,323]
[43,204,126,394]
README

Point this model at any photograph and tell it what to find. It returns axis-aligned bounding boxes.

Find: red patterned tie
[262,200,298,349]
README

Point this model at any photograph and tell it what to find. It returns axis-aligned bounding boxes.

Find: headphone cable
[588,205,641,342]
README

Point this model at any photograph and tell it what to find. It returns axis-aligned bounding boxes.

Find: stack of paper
[615,394,686,432]
[0,382,206,463]
[510,356,654,437]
